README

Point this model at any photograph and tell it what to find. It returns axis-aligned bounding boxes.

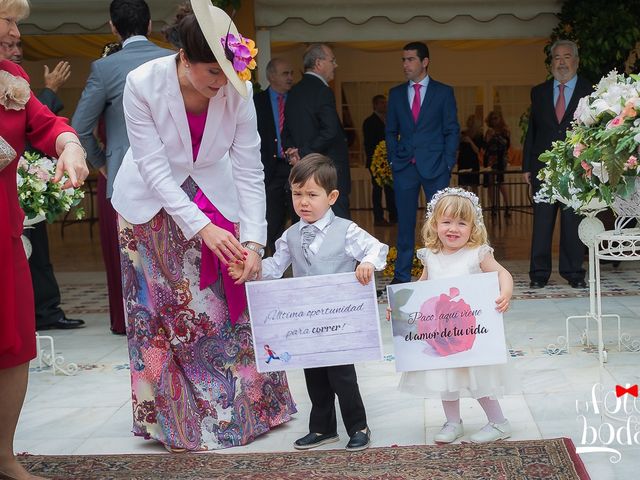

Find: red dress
[0,60,74,368]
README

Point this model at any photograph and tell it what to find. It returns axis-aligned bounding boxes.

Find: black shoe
[38,317,86,330]
[529,280,547,289]
[293,432,339,450]
[346,428,371,452]
[569,279,587,289]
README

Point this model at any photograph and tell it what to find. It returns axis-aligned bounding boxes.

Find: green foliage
[547,0,640,82]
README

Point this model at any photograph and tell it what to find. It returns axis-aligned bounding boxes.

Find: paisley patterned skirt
[118,208,297,451]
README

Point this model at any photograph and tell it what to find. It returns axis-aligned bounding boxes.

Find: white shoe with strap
[433,420,464,444]
[469,419,511,443]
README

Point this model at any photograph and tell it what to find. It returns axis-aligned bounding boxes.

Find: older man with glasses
[282,43,351,220]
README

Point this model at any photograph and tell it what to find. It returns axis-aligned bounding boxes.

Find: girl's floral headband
[426,187,484,225]
[221,33,258,82]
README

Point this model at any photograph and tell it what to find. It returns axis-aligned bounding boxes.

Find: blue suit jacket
[385,78,459,182]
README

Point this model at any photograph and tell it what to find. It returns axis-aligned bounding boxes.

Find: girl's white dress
[398,245,519,401]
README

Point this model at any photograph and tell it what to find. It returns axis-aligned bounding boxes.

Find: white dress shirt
[122,35,147,48]
[407,75,430,108]
[262,209,389,279]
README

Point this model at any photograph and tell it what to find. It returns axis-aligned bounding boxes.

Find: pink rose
[418,287,476,356]
[573,143,586,157]
[581,160,592,178]
[625,155,638,170]
[607,116,624,128]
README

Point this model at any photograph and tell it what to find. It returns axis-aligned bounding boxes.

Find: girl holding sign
[398,188,516,444]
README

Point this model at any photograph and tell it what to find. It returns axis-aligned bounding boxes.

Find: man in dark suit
[282,43,351,219]
[254,58,296,255]
[386,41,459,283]
[72,0,173,334]
[523,39,591,289]
[0,39,85,330]
[363,94,397,226]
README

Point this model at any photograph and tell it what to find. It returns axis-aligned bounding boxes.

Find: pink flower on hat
[220,33,258,81]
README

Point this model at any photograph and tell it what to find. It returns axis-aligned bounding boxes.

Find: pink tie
[412,84,421,122]
[555,83,566,123]
[277,94,285,156]
[277,94,285,132]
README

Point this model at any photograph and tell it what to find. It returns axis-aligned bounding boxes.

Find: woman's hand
[199,223,246,266]
[54,133,89,189]
[235,249,262,285]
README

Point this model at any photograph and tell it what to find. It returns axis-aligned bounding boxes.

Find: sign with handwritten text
[387,272,507,372]
[246,272,383,373]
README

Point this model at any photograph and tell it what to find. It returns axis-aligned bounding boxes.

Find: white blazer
[111,55,266,244]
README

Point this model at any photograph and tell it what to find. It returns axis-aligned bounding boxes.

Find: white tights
[442,396,505,424]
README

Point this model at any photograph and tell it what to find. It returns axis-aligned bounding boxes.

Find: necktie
[277,94,285,157]
[555,83,566,123]
[301,224,317,264]
[411,83,422,122]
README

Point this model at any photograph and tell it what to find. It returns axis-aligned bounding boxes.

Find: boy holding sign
[230,154,388,451]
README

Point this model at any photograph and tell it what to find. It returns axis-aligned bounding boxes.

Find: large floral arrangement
[370,140,393,187]
[17,151,85,223]
[536,71,640,212]
[382,246,423,278]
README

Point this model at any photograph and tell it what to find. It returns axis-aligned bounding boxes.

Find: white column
[256,29,271,89]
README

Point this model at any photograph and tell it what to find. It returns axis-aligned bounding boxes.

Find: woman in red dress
[0,1,89,478]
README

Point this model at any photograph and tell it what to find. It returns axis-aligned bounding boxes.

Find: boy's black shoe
[345,427,371,452]
[293,432,339,450]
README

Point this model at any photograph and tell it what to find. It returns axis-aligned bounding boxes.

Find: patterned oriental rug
[21,438,589,480]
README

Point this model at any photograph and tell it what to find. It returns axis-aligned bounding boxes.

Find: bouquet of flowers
[17,151,85,223]
[536,71,640,213]
[369,140,393,187]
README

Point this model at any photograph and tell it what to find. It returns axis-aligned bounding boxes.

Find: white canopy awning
[20,0,178,34]
[22,0,561,39]
[255,0,562,41]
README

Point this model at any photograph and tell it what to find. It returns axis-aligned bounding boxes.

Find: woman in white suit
[111,1,296,451]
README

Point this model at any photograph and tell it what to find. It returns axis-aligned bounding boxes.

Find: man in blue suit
[386,42,459,283]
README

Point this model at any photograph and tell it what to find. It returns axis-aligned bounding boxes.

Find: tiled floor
[18,214,640,479]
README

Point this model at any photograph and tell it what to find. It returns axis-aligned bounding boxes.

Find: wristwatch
[242,241,265,258]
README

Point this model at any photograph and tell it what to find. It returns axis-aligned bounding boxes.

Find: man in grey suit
[72,0,173,334]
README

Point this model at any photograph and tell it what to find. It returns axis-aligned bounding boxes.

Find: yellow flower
[238,69,252,82]
[382,246,423,278]
[370,140,393,187]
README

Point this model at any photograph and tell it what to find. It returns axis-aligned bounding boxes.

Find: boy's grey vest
[286,217,356,277]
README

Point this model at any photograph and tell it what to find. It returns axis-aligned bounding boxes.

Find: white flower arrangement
[537,70,640,213]
[17,151,85,223]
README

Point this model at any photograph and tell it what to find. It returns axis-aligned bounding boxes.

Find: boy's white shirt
[262,208,389,279]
